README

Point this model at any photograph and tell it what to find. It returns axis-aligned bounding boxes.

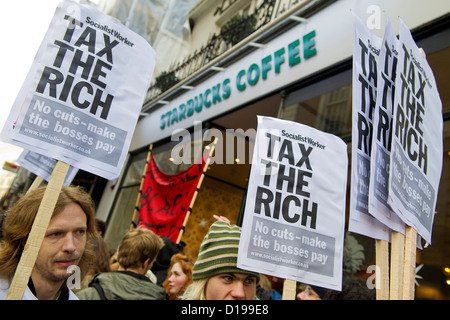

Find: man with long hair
[0,186,97,300]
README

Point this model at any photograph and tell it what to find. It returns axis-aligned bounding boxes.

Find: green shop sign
[160,30,317,130]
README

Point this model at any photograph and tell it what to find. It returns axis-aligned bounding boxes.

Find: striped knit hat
[192,221,259,281]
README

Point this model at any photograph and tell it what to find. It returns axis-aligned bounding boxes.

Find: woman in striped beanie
[180,219,260,300]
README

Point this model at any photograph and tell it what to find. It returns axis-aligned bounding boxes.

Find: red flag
[138,153,208,242]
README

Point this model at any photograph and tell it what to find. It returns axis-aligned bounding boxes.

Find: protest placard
[2,0,156,299]
[17,150,78,186]
[348,13,391,242]
[387,19,443,246]
[1,0,156,180]
[238,116,347,291]
[368,17,406,235]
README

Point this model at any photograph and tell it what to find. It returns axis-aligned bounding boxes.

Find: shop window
[103,151,147,250]
[315,85,352,136]
[280,70,352,139]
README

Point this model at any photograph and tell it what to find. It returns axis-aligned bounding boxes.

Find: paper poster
[17,150,79,186]
[387,19,443,245]
[1,0,155,180]
[348,13,391,241]
[368,17,406,234]
[238,116,347,291]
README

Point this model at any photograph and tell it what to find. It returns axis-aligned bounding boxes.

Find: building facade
[96,0,450,299]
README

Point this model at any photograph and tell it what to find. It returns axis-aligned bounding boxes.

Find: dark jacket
[76,271,167,300]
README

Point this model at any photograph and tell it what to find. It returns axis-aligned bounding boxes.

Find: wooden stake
[6,161,69,300]
[28,176,44,193]
[402,226,417,300]
[397,45,424,300]
[130,144,153,231]
[375,239,389,300]
[389,231,404,300]
[282,279,297,300]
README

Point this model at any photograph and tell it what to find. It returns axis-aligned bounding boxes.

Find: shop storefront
[98,0,450,299]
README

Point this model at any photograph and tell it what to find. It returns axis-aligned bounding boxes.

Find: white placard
[238,116,347,291]
[17,150,78,186]
[387,19,443,245]
[1,0,155,180]
[348,13,391,241]
[368,16,406,234]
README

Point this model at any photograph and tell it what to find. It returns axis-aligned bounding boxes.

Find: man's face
[204,273,257,300]
[32,203,87,284]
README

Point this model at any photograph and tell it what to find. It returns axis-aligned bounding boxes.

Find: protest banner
[1,0,155,181]
[238,116,347,292]
[17,150,79,186]
[3,0,156,299]
[387,19,442,247]
[136,143,215,243]
[348,13,392,242]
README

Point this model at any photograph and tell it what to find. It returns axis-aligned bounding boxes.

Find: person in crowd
[76,227,167,300]
[163,253,195,300]
[95,219,106,237]
[297,285,323,300]
[257,274,282,300]
[73,236,111,292]
[322,276,375,300]
[109,249,120,271]
[0,186,97,300]
[179,219,260,300]
[108,235,178,285]
[151,236,179,286]
[296,276,375,300]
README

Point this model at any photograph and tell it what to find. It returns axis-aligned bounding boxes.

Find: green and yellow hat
[192,221,260,281]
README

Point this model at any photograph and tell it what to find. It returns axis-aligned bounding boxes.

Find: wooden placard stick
[402,226,417,300]
[282,279,297,300]
[130,144,153,231]
[397,47,427,300]
[375,239,389,300]
[176,138,218,244]
[27,176,44,193]
[389,231,405,300]
[398,47,425,300]
[6,160,69,300]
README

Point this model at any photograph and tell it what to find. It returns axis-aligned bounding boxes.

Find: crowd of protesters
[0,186,373,300]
